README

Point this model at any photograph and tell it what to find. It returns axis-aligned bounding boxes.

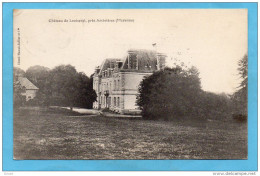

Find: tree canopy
[231,54,248,116]
[13,67,25,80]
[13,79,26,108]
[25,65,50,88]
[14,65,97,109]
[137,66,202,120]
[137,65,231,120]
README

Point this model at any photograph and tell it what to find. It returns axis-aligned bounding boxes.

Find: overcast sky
[13,9,247,94]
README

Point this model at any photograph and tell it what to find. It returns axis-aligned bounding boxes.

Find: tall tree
[13,67,25,81]
[25,65,51,106]
[137,66,203,120]
[19,64,97,109]
[25,65,50,88]
[76,72,97,108]
[232,54,248,116]
[87,74,97,108]
[13,79,26,108]
[13,67,26,108]
[49,65,79,110]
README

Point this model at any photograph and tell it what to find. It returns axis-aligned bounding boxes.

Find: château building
[93,49,166,114]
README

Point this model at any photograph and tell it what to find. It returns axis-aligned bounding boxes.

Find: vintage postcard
[13,9,248,160]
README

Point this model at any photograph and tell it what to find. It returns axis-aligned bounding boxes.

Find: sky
[13,9,247,94]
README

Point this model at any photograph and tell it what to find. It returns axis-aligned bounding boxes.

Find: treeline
[137,55,247,121]
[14,65,97,109]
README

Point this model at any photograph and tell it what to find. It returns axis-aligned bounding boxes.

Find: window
[117,97,120,107]
[114,80,116,90]
[114,97,116,106]
[117,80,120,90]
[108,97,111,107]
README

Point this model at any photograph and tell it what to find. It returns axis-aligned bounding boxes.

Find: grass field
[13,107,247,160]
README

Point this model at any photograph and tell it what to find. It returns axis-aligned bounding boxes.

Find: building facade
[93,49,166,114]
[18,77,39,101]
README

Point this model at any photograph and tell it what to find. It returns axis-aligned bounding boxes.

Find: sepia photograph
[13,9,248,160]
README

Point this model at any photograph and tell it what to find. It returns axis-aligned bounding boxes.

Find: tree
[25,65,50,88]
[13,67,26,108]
[76,72,97,108]
[137,64,232,120]
[13,80,26,108]
[13,67,25,80]
[20,64,97,109]
[49,65,79,110]
[25,65,51,106]
[85,74,97,108]
[232,54,248,117]
[137,66,203,120]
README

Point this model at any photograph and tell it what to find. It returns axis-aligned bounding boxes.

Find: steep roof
[95,49,162,76]
[99,58,122,74]
[122,49,158,71]
[18,77,39,90]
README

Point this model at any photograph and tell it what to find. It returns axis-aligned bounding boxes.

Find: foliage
[137,66,201,120]
[13,80,26,108]
[13,67,26,108]
[48,65,80,110]
[201,92,232,119]
[47,65,96,109]
[14,64,96,109]
[75,72,97,108]
[231,54,248,118]
[25,65,51,106]
[137,65,232,120]
[25,65,50,88]
[86,74,97,108]
[13,67,25,79]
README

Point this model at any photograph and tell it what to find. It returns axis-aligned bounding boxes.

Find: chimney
[128,50,137,69]
[95,66,100,74]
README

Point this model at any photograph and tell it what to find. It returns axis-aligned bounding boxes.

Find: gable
[18,77,39,90]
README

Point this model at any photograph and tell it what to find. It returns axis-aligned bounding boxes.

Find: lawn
[13,107,247,160]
